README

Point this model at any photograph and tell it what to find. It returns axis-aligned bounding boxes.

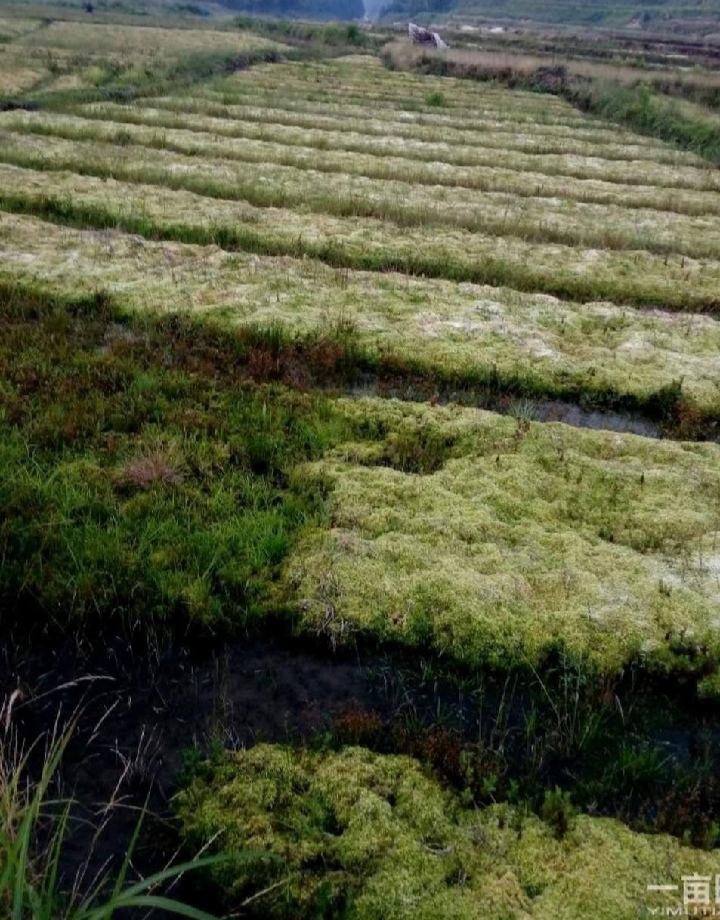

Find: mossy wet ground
[6,617,720,919]
[287,397,720,677]
[3,286,717,660]
[175,743,720,920]
[2,287,719,817]
[1,214,719,437]
[3,25,720,918]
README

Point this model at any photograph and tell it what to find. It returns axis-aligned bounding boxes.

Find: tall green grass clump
[571,81,720,163]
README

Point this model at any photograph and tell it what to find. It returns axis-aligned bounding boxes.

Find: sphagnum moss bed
[19,108,720,219]
[6,123,720,259]
[3,286,718,681]
[4,163,720,314]
[4,25,720,919]
[1,214,719,424]
[286,397,720,684]
[76,102,720,199]
[175,744,719,920]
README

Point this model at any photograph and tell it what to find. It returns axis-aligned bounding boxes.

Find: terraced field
[0,14,286,97]
[2,33,720,920]
[3,57,720,401]
[3,48,720,666]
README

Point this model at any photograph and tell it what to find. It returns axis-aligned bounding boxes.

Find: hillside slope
[380,0,720,32]
[217,0,363,19]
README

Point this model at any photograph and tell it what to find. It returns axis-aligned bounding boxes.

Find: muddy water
[527,398,662,436]
[349,377,663,438]
[2,640,385,906]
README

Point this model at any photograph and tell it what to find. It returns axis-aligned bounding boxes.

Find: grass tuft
[0,698,233,920]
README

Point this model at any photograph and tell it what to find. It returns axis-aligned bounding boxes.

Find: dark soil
[1,638,387,910]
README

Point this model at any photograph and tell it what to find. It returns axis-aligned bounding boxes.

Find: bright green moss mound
[176,744,718,919]
[288,398,720,679]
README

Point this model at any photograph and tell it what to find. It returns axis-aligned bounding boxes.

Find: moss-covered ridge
[287,398,720,683]
[2,213,720,435]
[176,743,718,919]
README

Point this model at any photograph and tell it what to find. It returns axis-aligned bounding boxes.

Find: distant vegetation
[233,15,386,48]
[385,41,720,168]
[380,0,720,30]
[222,0,363,21]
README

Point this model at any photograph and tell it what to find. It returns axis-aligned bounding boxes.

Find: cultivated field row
[1,163,717,313]
[188,85,661,147]
[7,109,720,217]
[2,212,719,411]
[30,98,664,156]
[191,77,641,134]
[0,18,289,99]
[220,58,584,114]
[125,94,703,167]
[72,101,720,195]
[2,126,720,261]
[0,15,43,38]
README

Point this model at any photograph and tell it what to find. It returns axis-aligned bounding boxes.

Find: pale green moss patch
[2,214,719,411]
[287,399,720,674]
[1,164,720,314]
[176,744,720,920]
[4,126,720,258]
[13,110,720,219]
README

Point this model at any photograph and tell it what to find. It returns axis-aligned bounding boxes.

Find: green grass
[0,714,231,920]
[0,283,365,644]
[232,16,388,51]
[570,80,720,163]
